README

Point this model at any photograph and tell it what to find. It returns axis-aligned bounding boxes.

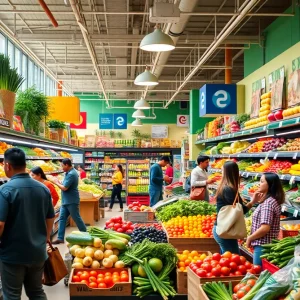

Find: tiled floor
[21,207,124,300]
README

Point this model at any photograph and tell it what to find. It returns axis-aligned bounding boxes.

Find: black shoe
[52,239,64,245]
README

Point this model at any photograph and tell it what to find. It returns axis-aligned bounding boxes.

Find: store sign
[199,84,237,117]
[176,115,189,127]
[99,113,113,129]
[113,113,127,130]
[269,66,285,112]
[70,112,87,129]
[71,153,83,164]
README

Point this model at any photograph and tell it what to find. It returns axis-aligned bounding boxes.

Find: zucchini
[66,233,94,246]
[109,231,131,241]
[105,239,127,251]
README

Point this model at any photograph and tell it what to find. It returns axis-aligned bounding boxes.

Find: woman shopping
[108,164,125,212]
[213,161,258,254]
[30,166,59,207]
[190,155,213,201]
[246,173,284,266]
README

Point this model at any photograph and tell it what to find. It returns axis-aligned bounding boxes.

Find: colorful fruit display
[211,158,236,169]
[220,141,251,154]
[127,201,153,212]
[105,216,135,234]
[245,138,286,153]
[278,138,300,151]
[283,106,300,118]
[177,250,208,272]
[282,223,300,231]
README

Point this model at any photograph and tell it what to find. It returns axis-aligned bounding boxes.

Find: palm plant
[0,54,24,92]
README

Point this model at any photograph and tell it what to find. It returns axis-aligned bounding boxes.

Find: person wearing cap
[149,156,170,207]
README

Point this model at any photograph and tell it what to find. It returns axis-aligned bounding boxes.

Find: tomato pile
[105,216,134,234]
[72,269,129,288]
[163,215,216,238]
[189,251,262,278]
[177,250,208,272]
[233,278,257,299]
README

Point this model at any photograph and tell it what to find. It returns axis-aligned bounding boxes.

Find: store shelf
[45,170,64,175]
[210,152,300,159]
[0,155,66,160]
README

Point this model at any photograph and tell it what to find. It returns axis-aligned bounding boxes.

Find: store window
[7,41,14,67]
[21,54,28,91]
[28,59,34,88]
[15,48,22,75]
[0,34,6,54]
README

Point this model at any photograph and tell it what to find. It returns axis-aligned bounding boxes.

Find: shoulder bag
[43,241,68,286]
[190,186,206,200]
[216,191,247,239]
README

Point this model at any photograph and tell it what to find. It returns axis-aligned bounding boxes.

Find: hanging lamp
[132,118,143,126]
[134,97,150,110]
[132,109,146,118]
[134,66,159,86]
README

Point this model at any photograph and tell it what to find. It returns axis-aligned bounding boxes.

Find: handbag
[190,186,206,200]
[216,191,247,239]
[43,241,68,286]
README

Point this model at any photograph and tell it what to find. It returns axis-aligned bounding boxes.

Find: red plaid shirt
[251,196,281,246]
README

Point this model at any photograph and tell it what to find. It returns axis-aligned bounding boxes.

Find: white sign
[177,115,189,127]
[71,153,83,164]
[151,125,168,138]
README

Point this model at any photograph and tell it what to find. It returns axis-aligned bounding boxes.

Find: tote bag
[216,192,247,239]
[190,186,206,200]
[43,242,68,286]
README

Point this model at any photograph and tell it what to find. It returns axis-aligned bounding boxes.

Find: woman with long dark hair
[213,161,258,254]
[246,173,285,266]
[108,164,124,212]
[30,166,59,207]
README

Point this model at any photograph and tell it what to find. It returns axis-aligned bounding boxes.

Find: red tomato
[76,271,83,276]
[252,265,262,274]
[89,282,97,288]
[196,269,207,277]
[113,223,122,230]
[81,280,88,285]
[237,265,247,275]
[219,258,230,268]
[231,254,241,265]
[212,253,221,261]
[240,256,247,265]
[120,274,129,282]
[245,261,253,270]
[202,263,212,273]
[237,290,245,299]
[98,283,107,288]
[210,260,219,268]
[97,278,105,284]
[104,276,113,285]
[132,206,140,212]
[127,221,133,226]
[72,276,80,282]
[107,223,114,229]
[234,283,244,293]
[196,260,203,268]
[89,276,97,283]
[242,285,252,293]
[126,229,133,234]
[221,267,230,276]
[222,251,232,259]
[211,266,221,277]
[229,262,238,272]
[117,228,124,233]
[203,257,212,263]
[206,273,213,278]
[122,224,128,230]
[128,204,134,209]
[80,273,89,281]
[247,279,257,287]
[90,271,97,277]
[235,271,242,276]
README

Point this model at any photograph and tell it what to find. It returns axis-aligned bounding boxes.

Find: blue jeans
[253,245,263,266]
[149,188,163,207]
[58,204,86,240]
[213,225,240,254]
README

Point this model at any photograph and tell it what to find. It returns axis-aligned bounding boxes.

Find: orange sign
[70,112,87,129]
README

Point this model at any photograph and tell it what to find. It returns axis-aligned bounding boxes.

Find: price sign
[250,129,253,134]
[281,206,287,212]
[294,210,299,217]
[279,121,283,128]
[265,153,269,159]
[246,173,249,178]
[274,153,278,160]
[290,176,296,185]
[254,173,259,180]
[280,175,285,180]
[293,153,298,160]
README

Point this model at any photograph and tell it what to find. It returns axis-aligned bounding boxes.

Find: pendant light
[132,109,146,118]
[132,118,143,126]
[140,24,175,52]
[134,97,150,110]
[134,66,159,86]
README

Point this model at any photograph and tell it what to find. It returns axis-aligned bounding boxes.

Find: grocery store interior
[1,0,300,299]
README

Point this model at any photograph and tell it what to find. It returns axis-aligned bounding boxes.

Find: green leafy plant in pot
[15,87,49,135]
[48,120,66,142]
[0,54,25,128]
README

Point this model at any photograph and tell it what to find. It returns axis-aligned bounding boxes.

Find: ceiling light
[132,118,143,126]
[134,66,159,86]
[134,98,150,110]
[140,25,175,52]
[132,110,146,118]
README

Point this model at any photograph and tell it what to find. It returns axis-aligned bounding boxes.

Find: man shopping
[51,158,86,244]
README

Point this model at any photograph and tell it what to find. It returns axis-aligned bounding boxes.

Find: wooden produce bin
[70,191,99,226]
[124,209,155,223]
[69,268,132,297]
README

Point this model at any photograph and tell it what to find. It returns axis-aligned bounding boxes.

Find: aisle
[21,209,124,300]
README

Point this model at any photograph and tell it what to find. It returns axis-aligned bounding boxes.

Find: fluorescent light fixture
[134,67,159,86]
[132,109,146,118]
[134,98,150,110]
[132,118,143,126]
[140,25,175,52]
[276,130,300,136]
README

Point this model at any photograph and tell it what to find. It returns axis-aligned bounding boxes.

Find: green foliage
[47,119,66,129]
[15,87,49,135]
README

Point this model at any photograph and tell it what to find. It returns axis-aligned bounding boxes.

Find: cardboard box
[124,210,155,223]
[69,268,132,297]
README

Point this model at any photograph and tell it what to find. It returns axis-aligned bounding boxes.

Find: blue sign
[114,113,127,130]
[99,113,113,129]
[199,84,237,117]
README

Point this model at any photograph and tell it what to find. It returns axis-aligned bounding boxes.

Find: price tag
[290,176,296,185]
[265,153,269,159]
[263,126,266,131]
[250,129,253,134]
[274,153,278,160]
[242,172,245,177]
[279,121,283,128]
[246,173,249,178]
[281,206,287,213]
[293,152,298,160]
[293,210,299,217]
[296,117,300,123]
[280,175,285,180]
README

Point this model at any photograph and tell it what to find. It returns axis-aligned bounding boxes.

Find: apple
[267,113,276,122]
[274,110,283,120]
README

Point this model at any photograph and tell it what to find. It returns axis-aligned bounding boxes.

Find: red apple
[274,110,283,120]
[267,113,276,122]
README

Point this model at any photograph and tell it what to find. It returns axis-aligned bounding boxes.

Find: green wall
[244,6,300,77]
[77,94,189,124]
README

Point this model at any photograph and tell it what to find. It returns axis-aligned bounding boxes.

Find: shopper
[77,165,87,179]
[50,158,86,244]
[0,148,55,300]
[149,156,170,207]
[191,155,213,202]
[213,161,258,254]
[108,164,124,212]
[246,173,284,266]
[165,163,174,185]
[30,166,60,207]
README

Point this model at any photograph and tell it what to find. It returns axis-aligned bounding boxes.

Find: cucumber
[105,239,127,251]
[107,230,131,241]
[66,233,94,246]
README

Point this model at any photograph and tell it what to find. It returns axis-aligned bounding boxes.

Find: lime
[148,258,163,273]
[138,265,147,278]
[132,263,139,277]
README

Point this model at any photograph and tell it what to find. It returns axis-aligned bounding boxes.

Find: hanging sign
[113,113,127,130]
[70,112,87,129]
[151,125,168,138]
[288,57,300,108]
[269,66,285,112]
[99,113,113,129]
[251,78,266,118]
[177,115,189,127]
[199,84,237,117]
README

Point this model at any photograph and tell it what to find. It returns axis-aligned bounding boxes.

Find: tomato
[89,282,97,288]
[114,223,122,230]
[120,271,128,275]
[104,276,113,285]
[234,284,244,293]
[117,228,124,233]
[120,274,129,282]
[107,223,114,229]
[247,279,256,287]
[206,272,213,278]
[237,290,245,299]
[98,283,107,288]
[128,204,134,209]
[97,274,104,278]
[89,276,97,283]
[97,278,105,284]
[229,261,238,271]
[240,256,247,264]
[203,257,212,263]
[72,276,80,282]
[212,253,221,261]
[196,269,207,277]
[237,265,247,275]
[235,271,242,276]
[219,258,230,268]
[222,251,232,259]
[81,280,88,285]
[231,254,241,265]
[190,264,198,272]
[126,229,133,234]
[245,261,253,270]
[210,260,219,268]
[122,224,128,230]
[112,277,120,283]
[80,273,89,281]
[76,271,83,277]
[202,263,212,273]
[242,285,252,292]
[211,266,221,277]
[252,265,262,274]
[105,272,112,277]
[196,260,203,268]
[221,267,230,276]
[90,271,97,277]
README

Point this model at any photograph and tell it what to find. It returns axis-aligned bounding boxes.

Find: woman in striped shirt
[246,173,285,266]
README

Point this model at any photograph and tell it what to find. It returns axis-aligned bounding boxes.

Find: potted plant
[48,120,66,142]
[15,87,49,135]
[0,54,24,128]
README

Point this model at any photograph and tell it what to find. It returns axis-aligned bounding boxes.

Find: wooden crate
[124,210,155,222]
[69,268,132,297]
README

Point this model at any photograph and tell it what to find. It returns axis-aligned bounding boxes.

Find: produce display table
[70,295,187,300]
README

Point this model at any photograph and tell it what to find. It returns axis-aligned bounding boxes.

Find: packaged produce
[232,274,257,299]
